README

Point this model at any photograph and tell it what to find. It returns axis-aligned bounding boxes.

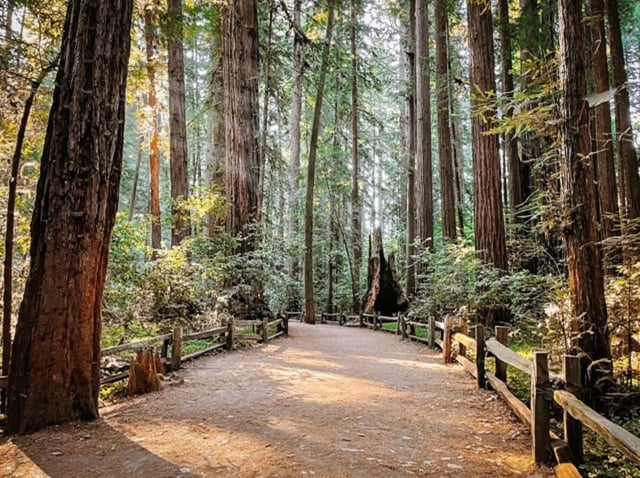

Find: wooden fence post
[401,315,408,339]
[283,315,289,335]
[262,317,269,342]
[374,313,379,331]
[563,354,584,465]
[226,318,234,350]
[171,326,183,371]
[443,316,453,363]
[532,351,552,465]
[428,316,435,349]
[495,326,509,383]
[475,324,486,389]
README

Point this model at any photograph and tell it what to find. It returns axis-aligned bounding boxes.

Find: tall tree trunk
[144,5,162,251]
[498,0,522,219]
[128,135,144,221]
[589,0,618,247]
[607,0,640,222]
[168,0,190,246]
[435,0,456,242]
[415,0,433,254]
[405,0,417,297]
[205,11,225,236]
[222,0,260,253]
[350,0,362,313]
[558,0,610,362]
[303,0,335,324]
[258,1,275,226]
[467,0,507,270]
[286,0,303,310]
[6,0,133,434]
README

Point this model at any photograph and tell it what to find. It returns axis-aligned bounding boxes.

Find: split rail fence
[99,316,288,385]
[302,310,640,477]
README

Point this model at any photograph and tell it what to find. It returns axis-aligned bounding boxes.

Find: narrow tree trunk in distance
[498,0,521,219]
[128,135,144,221]
[467,0,507,270]
[405,0,417,297]
[2,62,56,411]
[6,0,133,434]
[435,0,456,242]
[205,12,225,235]
[558,0,611,362]
[168,0,190,246]
[350,0,362,313]
[258,1,275,226]
[415,0,433,254]
[607,0,640,223]
[589,0,618,249]
[144,6,162,251]
[286,0,303,311]
[303,0,335,324]
[222,0,260,253]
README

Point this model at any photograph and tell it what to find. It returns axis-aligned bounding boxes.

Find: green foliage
[413,241,562,331]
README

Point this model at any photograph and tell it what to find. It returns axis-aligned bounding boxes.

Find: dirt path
[1,323,551,477]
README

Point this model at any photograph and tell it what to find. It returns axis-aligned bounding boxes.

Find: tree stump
[127,349,162,396]
[361,228,409,316]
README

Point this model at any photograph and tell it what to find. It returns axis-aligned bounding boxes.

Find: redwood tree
[222,0,260,253]
[467,0,507,270]
[558,0,610,361]
[168,0,190,246]
[434,0,456,242]
[6,0,133,434]
[303,0,335,324]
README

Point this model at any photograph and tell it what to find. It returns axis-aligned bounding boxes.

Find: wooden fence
[99,316,287,385]
[313,310,640,476]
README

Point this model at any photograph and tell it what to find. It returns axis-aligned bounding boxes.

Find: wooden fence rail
[99,316,288,386]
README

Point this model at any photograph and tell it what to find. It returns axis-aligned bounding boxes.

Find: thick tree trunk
[589,0,619,250]
[144,5,162,251]
[286,0,303,311]
[362,228,409,316]
[558,0,610,362]
[168,0,190,246]
[467,0,507,270]
[6,0,133,434]
[435,0,456,242]
[415,0,433,253]
[350,0,362,313]
[303,0,335,324]
[405,0,417,297]
[222,0,260,253]
[607,0,640,222]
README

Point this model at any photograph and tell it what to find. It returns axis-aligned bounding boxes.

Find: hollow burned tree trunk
[362,228,409,316]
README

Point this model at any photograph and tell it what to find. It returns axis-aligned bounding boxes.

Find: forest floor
[0,322,554,477]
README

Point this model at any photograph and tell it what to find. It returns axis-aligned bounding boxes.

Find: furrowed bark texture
[7,0,133,434]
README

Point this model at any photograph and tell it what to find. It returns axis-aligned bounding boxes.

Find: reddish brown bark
[144,5,162,251]
[558,0,610,361]
[6,0,133,434]
[406,0,417,296]
[415,0,433,252]
[222,0,260,253]
[435,0,456,242]
[168,0,190,246]
[467,0,507,270]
